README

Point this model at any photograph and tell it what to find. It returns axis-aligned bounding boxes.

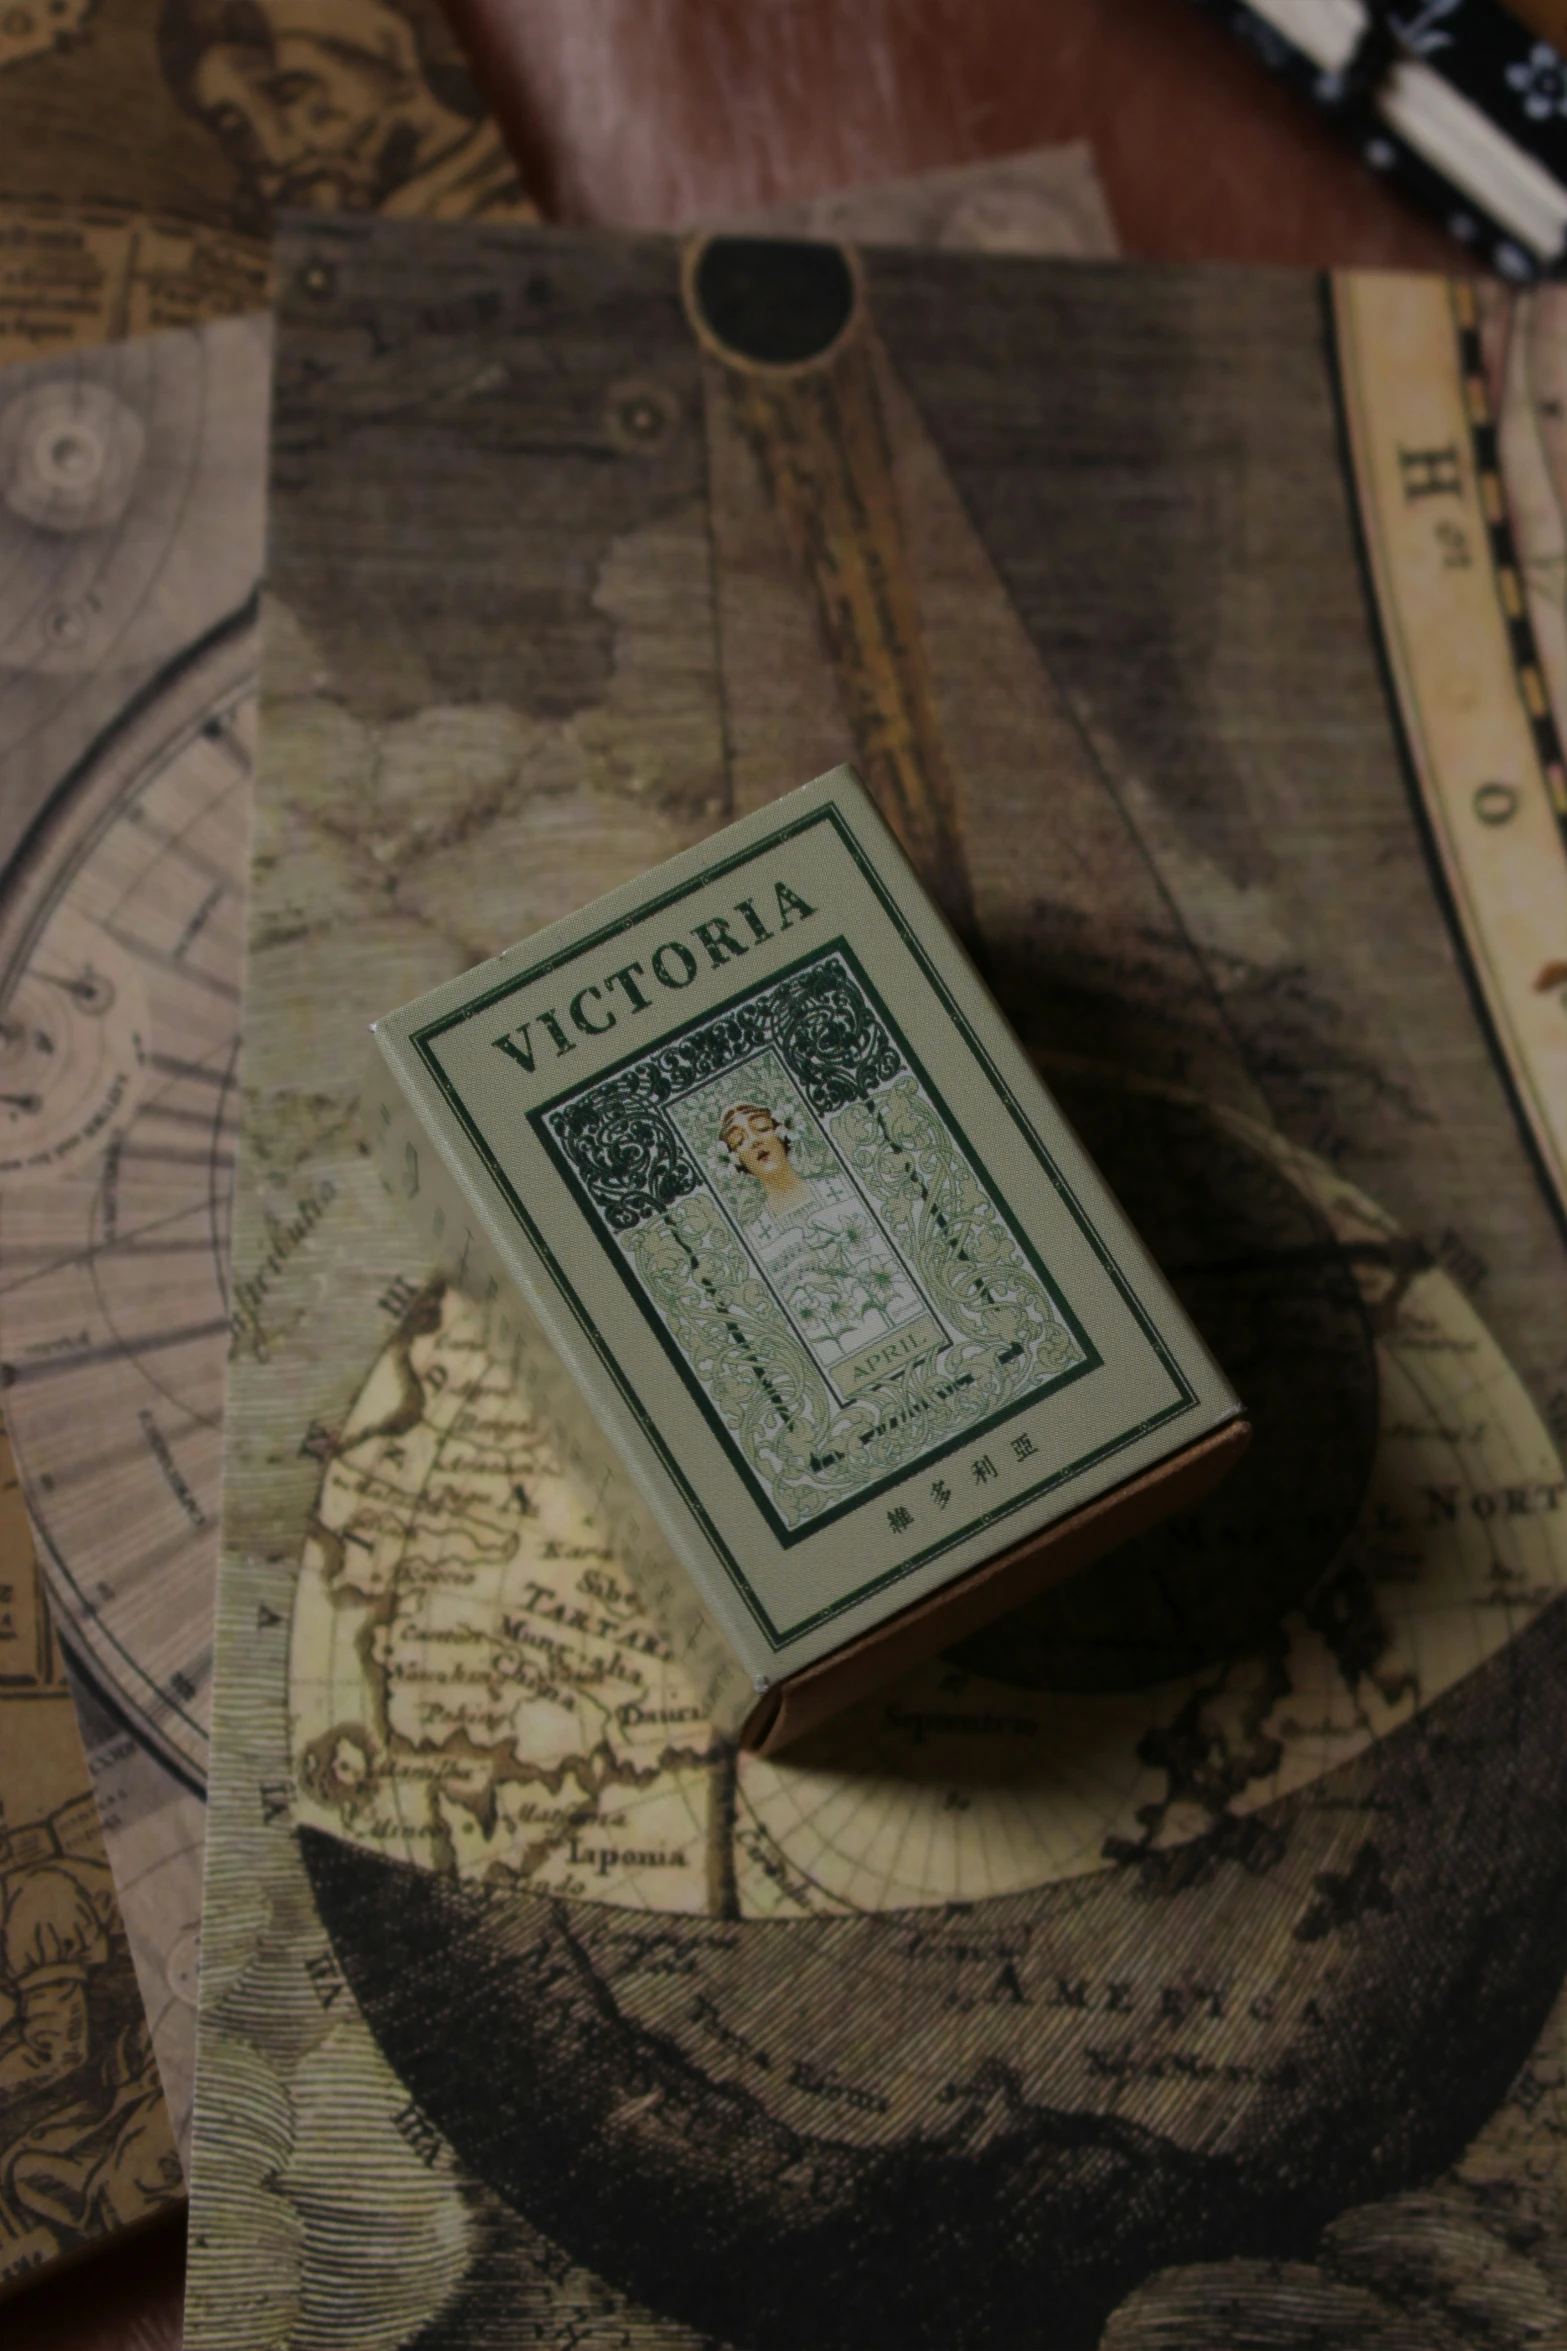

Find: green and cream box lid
[370,767,1241,1686]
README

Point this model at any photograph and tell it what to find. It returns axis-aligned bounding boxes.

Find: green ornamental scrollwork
[545,951,901,1233]
[543,944,1094,1531]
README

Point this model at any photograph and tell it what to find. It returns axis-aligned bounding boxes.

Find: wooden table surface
[448,0,1461,268]
[11,0,1464,2341]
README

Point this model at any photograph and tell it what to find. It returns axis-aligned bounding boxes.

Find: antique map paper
[0,1409,181,2300]
[0,0,530,2170]
[0,152,1118,2169]
[184,218,1567,2349]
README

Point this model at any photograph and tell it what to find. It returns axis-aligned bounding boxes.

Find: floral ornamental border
[541,949,902,1232]
[535,938,1105,1544]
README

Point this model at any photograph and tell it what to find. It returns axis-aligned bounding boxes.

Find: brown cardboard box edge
[740,1415,1251,1754]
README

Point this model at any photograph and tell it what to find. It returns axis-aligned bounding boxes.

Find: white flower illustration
[1508,41,1567,123]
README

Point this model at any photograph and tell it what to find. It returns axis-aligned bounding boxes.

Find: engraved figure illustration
[0,0,99,76]
[0,1411,180,2300]
[714,1095,930,1380]
[156,0,526,227]
[545,953,1090,1533]
[0,1829,178,2282]
[0,0,530,366]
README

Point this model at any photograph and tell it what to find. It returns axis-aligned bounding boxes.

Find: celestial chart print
[0,316,265,2147]
[0,608,254,1793]
[0,0,546,2171]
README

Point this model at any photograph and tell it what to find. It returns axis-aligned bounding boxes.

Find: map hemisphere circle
[292,1093,1567,1917]
[290,1093,1567,2349]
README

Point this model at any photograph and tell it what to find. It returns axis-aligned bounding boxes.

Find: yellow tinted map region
[1334,271,1567,1230]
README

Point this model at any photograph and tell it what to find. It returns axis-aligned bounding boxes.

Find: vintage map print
[184,217,1567,2351]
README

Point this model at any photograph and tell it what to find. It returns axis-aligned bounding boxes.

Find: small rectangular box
[366,767,1247,1750]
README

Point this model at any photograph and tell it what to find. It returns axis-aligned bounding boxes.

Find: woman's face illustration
[721,1106,791,1183]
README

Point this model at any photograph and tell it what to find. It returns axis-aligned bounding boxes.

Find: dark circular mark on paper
[688,237,859,368]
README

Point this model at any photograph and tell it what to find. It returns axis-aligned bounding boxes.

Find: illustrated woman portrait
[716,1102,928,1378]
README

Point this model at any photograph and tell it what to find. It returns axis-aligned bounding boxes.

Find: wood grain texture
[6,2215,185,2351]
[443,0,1466,268]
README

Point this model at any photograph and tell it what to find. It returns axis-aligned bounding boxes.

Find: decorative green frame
[411,803,1198,1649]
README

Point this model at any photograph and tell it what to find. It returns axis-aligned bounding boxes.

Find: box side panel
[744,1415,1252,1754]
